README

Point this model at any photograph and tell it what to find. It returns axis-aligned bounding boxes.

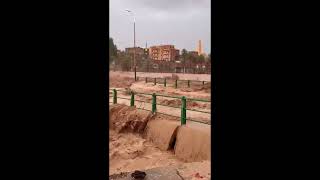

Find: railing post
[164,78,166,87]
[152,93,157,113]
[202,81,205,86]
[154,78,156,85]
[181,96,186,125]
[145,77,147,83]
[188,80,190,87]
[113,89,117,104]
[175,79,178,89]
[130,91,135,107]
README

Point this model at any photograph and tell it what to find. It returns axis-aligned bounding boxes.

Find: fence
[136,76,210,89]
[109,88,211,125]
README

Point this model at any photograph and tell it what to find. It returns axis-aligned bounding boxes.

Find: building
[189,51,199,56]
[149,46,160,60]
[175,49,180,60]
[125,47,145,56]
[149,45,179,61]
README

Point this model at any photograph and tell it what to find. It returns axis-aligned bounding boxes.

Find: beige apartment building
[149,45,179,61]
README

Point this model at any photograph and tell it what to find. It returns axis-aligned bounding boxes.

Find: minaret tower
[197,40,202,55]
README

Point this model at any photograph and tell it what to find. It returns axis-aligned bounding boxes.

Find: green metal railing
[140,76,209,89]
[109,88,211,125]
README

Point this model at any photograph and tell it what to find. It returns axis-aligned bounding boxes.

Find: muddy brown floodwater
[109,130,184,175]
[109,130,211,180]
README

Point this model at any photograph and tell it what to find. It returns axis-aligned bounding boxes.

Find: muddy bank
[109,74,135,88]
[109,104,154,133]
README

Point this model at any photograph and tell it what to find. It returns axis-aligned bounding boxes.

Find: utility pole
[125,9,137,81]
[134,21,136,81]
[145,41,149,72]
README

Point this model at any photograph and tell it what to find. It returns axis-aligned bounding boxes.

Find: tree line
[109,37,211,73]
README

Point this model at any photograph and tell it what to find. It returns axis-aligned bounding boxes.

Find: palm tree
[199,54,205,62]
[109,38,118,65]
[181,49,187,73]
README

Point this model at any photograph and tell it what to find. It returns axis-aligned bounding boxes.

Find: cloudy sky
[110,0,211,54]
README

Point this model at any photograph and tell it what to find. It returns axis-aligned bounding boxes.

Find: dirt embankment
[109,75,135,88]
[109,104,154,133]
[130,81,211,100]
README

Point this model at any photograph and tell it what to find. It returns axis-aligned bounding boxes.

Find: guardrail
[136,76,209,89]
[109,88,211,125]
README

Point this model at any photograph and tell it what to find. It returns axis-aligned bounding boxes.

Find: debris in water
[194,172,204,178]
[131,170,146,179]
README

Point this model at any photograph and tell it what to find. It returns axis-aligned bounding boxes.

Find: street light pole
[125,9,137,81]
[134,20,136,81]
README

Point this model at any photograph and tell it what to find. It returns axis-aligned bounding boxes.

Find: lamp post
[125,9,137,81]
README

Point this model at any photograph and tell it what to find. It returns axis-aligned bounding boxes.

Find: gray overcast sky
[110,0,211,54]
